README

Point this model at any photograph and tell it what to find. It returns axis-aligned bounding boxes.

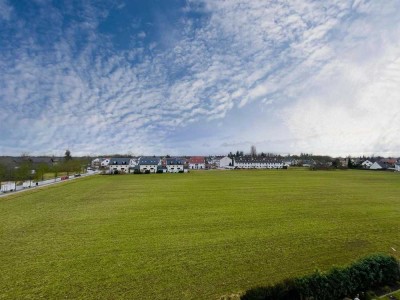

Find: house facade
[91,158,101,168]
[302,159,315,167]
[234,157,284,169]
[369,161,388,170]
[395,164,400,172]
[108,158,130,173]
[361,160,373,169]
[166,158,185,173]
[283,158,296,166]
[189,156,205,169]
[138,157,161,173]
[101,158,110,167]
[219,156,233,168]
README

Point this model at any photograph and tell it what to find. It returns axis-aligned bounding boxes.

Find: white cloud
[282,1,400,156]
[0,0,13,21]
[1,0,399,156]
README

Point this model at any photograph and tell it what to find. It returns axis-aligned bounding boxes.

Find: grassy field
[0,169,399,299]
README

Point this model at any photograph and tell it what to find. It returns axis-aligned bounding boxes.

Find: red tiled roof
[189,156,205,164]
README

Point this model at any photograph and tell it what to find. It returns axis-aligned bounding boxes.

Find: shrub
[241,254,400,300]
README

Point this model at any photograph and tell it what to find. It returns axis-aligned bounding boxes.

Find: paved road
[0,171,99,198]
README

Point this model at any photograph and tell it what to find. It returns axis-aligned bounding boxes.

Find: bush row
[241,254,400,300]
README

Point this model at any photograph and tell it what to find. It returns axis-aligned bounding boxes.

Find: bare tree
[250,145,257,157]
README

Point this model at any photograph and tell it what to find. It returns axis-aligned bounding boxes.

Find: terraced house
[108,158,131,174]
[188,156,205,169]
[234,156,284,169]
[166,157,185,173]
[138,157,161,173]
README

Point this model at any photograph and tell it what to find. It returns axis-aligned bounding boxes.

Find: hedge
[241,254,400,300]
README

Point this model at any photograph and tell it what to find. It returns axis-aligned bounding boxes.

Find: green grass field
[0,169,399,299]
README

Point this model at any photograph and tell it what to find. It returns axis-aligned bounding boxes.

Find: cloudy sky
[1,0,400,157]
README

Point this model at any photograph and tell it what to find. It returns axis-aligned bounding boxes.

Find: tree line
[0,150,89,182]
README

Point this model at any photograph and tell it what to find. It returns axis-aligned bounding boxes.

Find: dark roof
[302,159,315,165]
[380,158,397,164]
[139,157,161,165]
[109,158,130,165]
[166,158,185,165]
[374,161,391,169]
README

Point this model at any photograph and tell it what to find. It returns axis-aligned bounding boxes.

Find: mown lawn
[0,169,399,299]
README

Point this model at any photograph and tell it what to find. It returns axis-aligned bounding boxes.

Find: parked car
[74,174,81,177]
[1,182,16,192]
[61,176,69,180]
[23,180,35,188]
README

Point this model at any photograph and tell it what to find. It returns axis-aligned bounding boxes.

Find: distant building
[369,161,390,170]
[234,156,284,169]
[166,158,185,173]
[302,159,315,167]
[189,156,205,169]
[380,158,397,166]
[283,158,295,166]
[91,158,105,169]
[395,164,400,172]
[361,160,373,169]
[219,156,233,168]
[101,158,110,167]
[138,157,161,173]
[338,158,349,167]
[108,158,130,173]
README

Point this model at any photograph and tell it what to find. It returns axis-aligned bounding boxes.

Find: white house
[370,161,385,170]
[109,158,130,173]
[128,158,138,173]
[361,160,373,169]
[219,156,233,168]
[234,157,284,169]
[101,158,110,167]
[283,158,296,167]
[91,158,101,168]
[395,164,400,172]
[189,156,205,169]
[302,160,315,167]
[138,157,161,173]
[166,158,185,173]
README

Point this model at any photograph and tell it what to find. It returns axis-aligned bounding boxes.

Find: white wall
[101,159,110,166]
[140,165,158,173]
[167,165,184,173]
[109,165,129,173]
[234,161,283,169]
[219,156,232,168]
[361,160,373,168]
[189,163,205,169]
[370,162,382,170]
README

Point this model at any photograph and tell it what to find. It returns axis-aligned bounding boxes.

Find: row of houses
[101,157,197,174]
[92,155,400,174]
[232,157,285,169]
[94,155,287,174]
[359,158,400,171]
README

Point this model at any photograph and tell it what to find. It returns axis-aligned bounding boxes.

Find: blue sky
[1,0,400,157]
